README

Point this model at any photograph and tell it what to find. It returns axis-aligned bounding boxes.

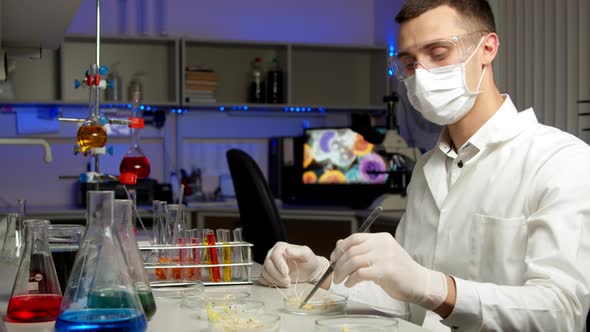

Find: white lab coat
[332,95,590,331]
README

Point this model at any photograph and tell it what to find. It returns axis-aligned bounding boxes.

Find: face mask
[403,38,486,126]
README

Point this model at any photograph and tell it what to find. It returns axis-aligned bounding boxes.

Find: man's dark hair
[395,0,496,33]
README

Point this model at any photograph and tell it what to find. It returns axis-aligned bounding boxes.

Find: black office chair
[226,149,287,263]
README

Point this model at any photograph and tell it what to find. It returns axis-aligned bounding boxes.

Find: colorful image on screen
[302,128,388,184]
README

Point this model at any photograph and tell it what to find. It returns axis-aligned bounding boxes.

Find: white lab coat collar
[425,95,538,210]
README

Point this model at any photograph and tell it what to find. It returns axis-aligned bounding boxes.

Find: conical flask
[55,191,147,332]
[6,219,62,323]
[114,199,156,320]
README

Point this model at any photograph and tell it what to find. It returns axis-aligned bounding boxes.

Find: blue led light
[139,105,145,110]
[177,109,182,114]
[153,107,157,111]
[171,108,176,113]
[244,106,248,110]
[296,107,300,112]
[284,107,288,111]
[219,106,225,111]
[319,107,325,113]
[289,107,294,112]
[238,106,243,110]
[183,109,188,113]
[232,106,237,110]
[307,107,312,112]
[388,69,394,76]
[127,104,132,109]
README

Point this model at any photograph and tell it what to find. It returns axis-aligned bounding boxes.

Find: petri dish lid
[314,315,398,331]
[151,282,204,299]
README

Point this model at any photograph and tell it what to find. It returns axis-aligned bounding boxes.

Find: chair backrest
[226,149,287,263]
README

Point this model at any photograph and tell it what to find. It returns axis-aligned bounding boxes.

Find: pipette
[298,206,383,309]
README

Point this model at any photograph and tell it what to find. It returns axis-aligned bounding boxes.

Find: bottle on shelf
[266,57,284,104]
[104,62,122,102]
[248,57,266,104]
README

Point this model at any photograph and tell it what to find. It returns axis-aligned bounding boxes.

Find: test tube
[220,229,231,282]
[190,229,204,281]
[205,229,221,282]
[151,200,161,245]
[232,228,244,281]
[15,199,26,259]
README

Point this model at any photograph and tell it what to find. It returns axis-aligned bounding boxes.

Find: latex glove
[259,242,330,288]
[330,233,447,310]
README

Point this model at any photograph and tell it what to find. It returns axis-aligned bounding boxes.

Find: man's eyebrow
[396,50,414,58]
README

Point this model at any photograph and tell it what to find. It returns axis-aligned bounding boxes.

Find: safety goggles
[389,30,489,80]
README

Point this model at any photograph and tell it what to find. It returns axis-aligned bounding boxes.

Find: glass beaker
[0,214,21,306]
[155,204,185,280]
[1,213,21,262]
[49,224,85,295]
[6,219,62,323]
[114,199,156,320]
[55,191,147,332]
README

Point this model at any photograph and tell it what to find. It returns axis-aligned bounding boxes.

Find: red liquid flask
[6,219,62,323]
[120,155,151,179]
[119,119,150,183]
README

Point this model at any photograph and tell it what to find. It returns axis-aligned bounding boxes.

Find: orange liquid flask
[77,125,107,152]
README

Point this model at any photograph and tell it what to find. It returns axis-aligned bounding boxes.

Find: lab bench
[0,264,429,332]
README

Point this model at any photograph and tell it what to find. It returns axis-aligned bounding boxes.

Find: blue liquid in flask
[54,308,147,332]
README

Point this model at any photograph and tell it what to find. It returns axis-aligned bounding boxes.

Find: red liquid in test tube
[206,232,221,282]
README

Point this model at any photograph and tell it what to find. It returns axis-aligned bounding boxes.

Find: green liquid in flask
[88,289,156,321]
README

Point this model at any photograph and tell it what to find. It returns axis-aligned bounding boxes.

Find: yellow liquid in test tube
[77,125,107,152]
[222,247,232,282]
[216,229,232,282]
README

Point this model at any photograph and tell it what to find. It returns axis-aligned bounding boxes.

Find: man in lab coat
[259,0,590,330]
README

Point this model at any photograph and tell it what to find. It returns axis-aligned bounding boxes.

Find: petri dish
[283,293,347,316]
[196,300,264,321]
[151,282,204,299]
[209,313,280,332]
[314,315,398,332]
[181,289,251,311]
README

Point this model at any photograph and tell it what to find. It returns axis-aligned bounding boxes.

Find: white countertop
[1,264,427,332]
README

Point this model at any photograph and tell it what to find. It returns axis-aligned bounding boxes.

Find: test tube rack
[139,241,254,286]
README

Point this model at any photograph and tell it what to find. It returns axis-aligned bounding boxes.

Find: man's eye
[428,47,450,61]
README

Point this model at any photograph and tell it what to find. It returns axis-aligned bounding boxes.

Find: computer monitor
[302,128,388,185]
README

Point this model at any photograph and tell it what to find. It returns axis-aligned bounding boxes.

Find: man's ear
[481,32,499,65]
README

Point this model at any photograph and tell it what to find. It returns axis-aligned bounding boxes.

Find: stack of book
[185,65,217,104]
